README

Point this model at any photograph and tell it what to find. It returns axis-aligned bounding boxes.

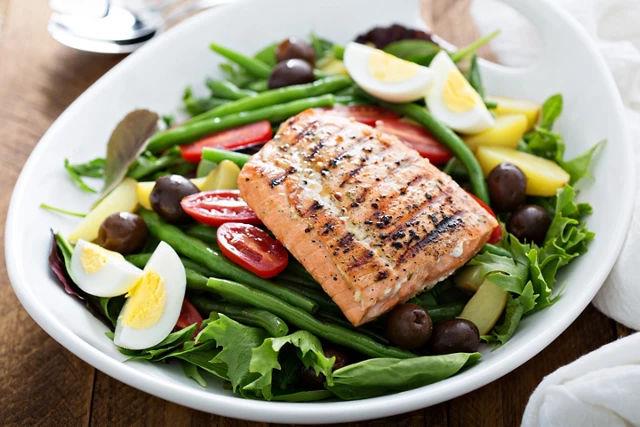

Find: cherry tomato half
[180,190,260,227]
[375,119,453,165]
[467,192,503,244]
[174,298,204,332]
[325,105,400,126]
[179,121,272,163]
[217,223,289,279]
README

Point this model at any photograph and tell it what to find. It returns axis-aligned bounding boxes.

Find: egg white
[114,241,186,350]
[426,51,494,134]
[70,239,142,297]
[344,42,434,103]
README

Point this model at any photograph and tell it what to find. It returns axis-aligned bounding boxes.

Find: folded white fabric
[521,332,640,427]
[470,0,640,329]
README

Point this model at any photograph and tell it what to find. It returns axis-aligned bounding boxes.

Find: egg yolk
[442,69,481,112]
[368,50,419,83]
[81,244,112,273]
[121,270,167,329]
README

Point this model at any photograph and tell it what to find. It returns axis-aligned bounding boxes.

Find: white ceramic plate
[6,0,634,423]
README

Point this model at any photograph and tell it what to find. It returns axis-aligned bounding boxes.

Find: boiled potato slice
[200,160,240,191]
[464,114,528,152]
[458,280,508,335]
[137,177,207,210]
[486,96,541,130]
[454,265,485,293]
[476,146,569,196]
[69,178,138,243]
[318,58,349,76]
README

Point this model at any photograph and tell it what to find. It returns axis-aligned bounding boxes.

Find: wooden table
[0,1,633,425]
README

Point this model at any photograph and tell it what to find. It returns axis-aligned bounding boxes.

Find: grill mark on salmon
[238,109,497,326]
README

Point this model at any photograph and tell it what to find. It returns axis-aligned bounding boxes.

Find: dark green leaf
[254,42,277,66]
[195,314,266,395]
[98,296,124,327]
[563,140,605,184]
[102,110,159,198]
[182,360,207,387]
[116,324,199,361]
[327,353,481,400]
[539,94,563,130]
[244,330,335,400]
[174,342,227,380]
[272,390,333,402]
[64,158,97,193]
[468,235,530,295]
[483,282,536,347]
[383,39,440,65]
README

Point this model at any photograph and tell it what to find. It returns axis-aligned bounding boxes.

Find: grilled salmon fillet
[238,109,497,326]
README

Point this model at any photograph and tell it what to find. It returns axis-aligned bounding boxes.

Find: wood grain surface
[0,1,630,426]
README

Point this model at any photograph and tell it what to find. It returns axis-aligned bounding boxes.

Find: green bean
[276,271,319,289]
[247,79,269,92]
[183,223,217,244]
[210,43,272,78]
[201,148,250,167]
[334,95,366,106]
[139,209,317,312]
[379,102,490,203]
[187,76,350,124]
[127,148,181,180]
[315,311,389,345]
[125,253,210,291]
[283,260,317,283]
[279,281,342,314]
[146,94,335,153]
[427,302,466,324]
[206,79,257,100]
[190,295,289,337]
[184,96,230,117]
[206,278,414,358]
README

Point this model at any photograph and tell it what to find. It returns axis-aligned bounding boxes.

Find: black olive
[487,163,527,212]
[508,204,551,244]
[97,212,147,254]
[430,319,480,354]
[275,37,316,65]
[149,175,199,224]
[268,59,315,89]
[354,23,435,49]
[300,347,350,389]
[385,303,433,350]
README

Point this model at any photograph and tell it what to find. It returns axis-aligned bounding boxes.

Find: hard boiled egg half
[71,239,142,297]
[343,42,434,103]
[426,51,494,134]
[114,241,186,350]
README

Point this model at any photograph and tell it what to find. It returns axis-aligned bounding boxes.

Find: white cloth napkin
[469,1,640,426]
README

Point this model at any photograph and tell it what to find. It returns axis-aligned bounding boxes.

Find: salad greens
[46,28,601,403]
[469,185,595,346]
[328,352,481,400]
[522,94,605,184]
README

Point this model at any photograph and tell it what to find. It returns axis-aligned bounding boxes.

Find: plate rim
[5,0,635,423]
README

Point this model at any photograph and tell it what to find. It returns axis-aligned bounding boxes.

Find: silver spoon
[48,0,232,54]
